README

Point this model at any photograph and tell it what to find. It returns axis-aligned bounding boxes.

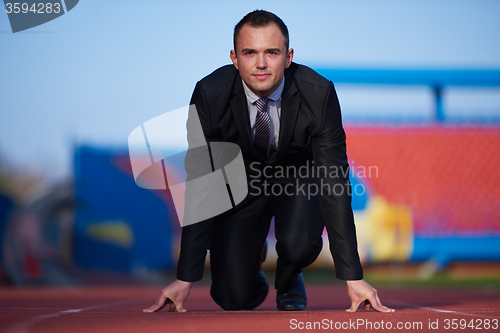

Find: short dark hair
[233,10,289,52]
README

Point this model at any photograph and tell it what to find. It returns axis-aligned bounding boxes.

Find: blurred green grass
[299,263,500,289]
[124,263,500,290]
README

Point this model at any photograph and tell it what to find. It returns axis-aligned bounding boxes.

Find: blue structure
[73,146,179,273]
[316,68,500,121]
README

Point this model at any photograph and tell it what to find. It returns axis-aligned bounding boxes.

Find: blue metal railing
[316,68,500,121]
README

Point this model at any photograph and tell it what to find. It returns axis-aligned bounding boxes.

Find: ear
[230,50,239,70]
[285,48,294,68]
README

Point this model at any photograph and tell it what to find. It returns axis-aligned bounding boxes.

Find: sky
[1,0,499,183]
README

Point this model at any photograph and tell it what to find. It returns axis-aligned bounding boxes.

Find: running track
[1,285,499,332]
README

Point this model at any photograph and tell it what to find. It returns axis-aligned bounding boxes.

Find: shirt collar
[242,77,284,103]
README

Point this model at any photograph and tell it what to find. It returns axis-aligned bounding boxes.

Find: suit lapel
[268,69,301,163]
[229,68,302,162]
[229,77,261,156]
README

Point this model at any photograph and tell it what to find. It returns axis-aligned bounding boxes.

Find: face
[230,23,294,97]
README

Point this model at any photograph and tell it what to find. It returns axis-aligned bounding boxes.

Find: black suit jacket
[177,62,363,281]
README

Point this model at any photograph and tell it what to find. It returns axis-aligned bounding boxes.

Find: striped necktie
[253,98,270,156]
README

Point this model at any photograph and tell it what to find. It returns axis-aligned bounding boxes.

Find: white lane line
[389,300,500,319]
[5,300,130,333]
[60,309,84,314]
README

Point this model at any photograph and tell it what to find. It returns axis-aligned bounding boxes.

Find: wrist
[177,279,193,287]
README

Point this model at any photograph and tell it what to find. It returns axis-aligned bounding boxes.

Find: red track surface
[1,285,499,333]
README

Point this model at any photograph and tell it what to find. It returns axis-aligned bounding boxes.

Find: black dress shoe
[276,273,307,311]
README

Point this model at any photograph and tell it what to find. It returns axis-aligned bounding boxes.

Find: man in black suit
[144,10,394,313]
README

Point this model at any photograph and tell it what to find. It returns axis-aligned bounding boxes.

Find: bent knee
[210,285,252,311]
[211,293,250,311]
[278,238,323,266]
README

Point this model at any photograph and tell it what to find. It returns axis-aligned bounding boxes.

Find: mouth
[253,73,271,80]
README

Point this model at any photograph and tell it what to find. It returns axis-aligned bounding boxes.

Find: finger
[376,293,395,312]
[169,302,176,312]
[369,293,395,313]
[175,301,187,313]
[143,301,168,313]
[143,292,169,313]
[372,303,395,312]
[373,294,395,313]
[346,300,361,312]
[143,294,166,312]
[373,302,395,313]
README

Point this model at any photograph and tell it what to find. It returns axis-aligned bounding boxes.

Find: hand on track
[346,279,395,313]
[143,280,193,313]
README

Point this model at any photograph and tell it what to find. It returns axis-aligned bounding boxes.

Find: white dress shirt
[242,77,284,152]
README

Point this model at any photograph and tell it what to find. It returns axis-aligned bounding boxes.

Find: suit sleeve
[311,82,363,280]
[176,82,217,282]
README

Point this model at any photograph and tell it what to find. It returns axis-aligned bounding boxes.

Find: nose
[255,54,267,69]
